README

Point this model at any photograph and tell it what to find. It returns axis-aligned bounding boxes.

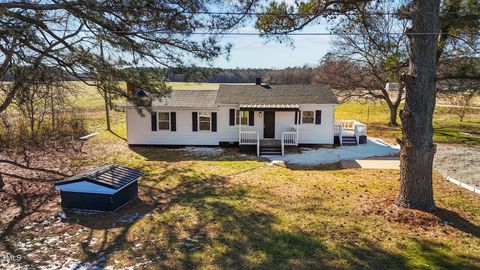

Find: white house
[124,81,367,155]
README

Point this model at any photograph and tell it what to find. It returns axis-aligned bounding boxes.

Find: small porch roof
[239,104,299,111]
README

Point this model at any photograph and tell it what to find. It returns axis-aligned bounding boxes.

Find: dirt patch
[434,144,480,188]
[362,196,479,237]
[362,197,442,227]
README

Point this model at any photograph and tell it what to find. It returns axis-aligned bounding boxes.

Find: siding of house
[126,104,336,145]
[296,104,336,144]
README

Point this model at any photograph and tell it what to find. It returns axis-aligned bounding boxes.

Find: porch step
[342,136,358,146]
[260,146,282,156]
[260,140,281,147]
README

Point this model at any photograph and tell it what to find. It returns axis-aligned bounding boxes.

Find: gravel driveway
[434,144,480,188]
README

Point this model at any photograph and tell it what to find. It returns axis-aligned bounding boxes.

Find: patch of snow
[58,211,67,220]
[49,256,106,270]
[181,147,224,155]
[265,138,399,165]
[268,160,285,167]
[70,209,104,216]
[119,212,140,223]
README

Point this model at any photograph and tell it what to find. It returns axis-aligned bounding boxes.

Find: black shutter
[294,111,298,124]
[229,109,235,126]
[248,111,254,126]
[170,112,176,131]
[211,112,217,132]
[151,112,157,131]
[299,110,302,124]
[192,112,198,132]
[315,110,322,124]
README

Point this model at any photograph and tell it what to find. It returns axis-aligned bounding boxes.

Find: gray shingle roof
[150,84,338,108]
[153,90,218,108]
[216,84,339,105]
[55,164,143,190]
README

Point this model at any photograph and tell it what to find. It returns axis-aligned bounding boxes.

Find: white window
[199,112,211,131]
[236,110,248,125]
[302,111,314,124]
[158,112,170,130]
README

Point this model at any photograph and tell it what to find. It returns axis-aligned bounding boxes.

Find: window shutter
[315,110,322,124]
[192,112,198,132]
[248,111,254,126]
[229,109,235,126]
[170,112,176,131]
[294,111,298,124]
[211,112,217,132]
[151,112,157,131]
[299,110,302,124]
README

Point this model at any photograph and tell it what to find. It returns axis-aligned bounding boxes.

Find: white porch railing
[334,124,343,146]
[239,131,260,156]
[240,131,258,145]
[334,120,367,145]
[281,128,298,156]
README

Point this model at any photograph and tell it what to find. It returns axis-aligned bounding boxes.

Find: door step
[260,146,282,155]
[260,140,281,147]
[341,136,358,146]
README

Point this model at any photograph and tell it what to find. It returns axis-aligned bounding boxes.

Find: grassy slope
[64,118,480,269]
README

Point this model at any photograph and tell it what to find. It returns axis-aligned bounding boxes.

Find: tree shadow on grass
[0,182,57,267]
[108,130,127,142]
[70,166,408,269]
[434,129,480,144]
[408,239,480,270]
[18,165,478,269]
[66,165,480,269]
[129,145,254,162]
[433,207,480,238]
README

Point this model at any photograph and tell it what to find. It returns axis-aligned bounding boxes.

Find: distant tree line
[134,66,315,84]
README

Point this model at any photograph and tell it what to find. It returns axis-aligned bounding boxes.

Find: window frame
[157,112,170,131]
[198,112,211,131]
[301,111,315,124]
[236,110,249,125]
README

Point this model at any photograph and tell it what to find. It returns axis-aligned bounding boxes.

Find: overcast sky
[210,23,333,69]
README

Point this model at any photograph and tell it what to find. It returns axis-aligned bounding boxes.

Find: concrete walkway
[341,156,400,169]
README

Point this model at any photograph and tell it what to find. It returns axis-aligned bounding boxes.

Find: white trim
[56,181,117,194]
[157,111,171,131]
[235,110,249,126]
[198,112,212,132]
[301,111,315,125]
[56,180,138,195]
[445,177,480,195]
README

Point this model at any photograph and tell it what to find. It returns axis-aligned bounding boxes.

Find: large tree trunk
[397,0,440,211]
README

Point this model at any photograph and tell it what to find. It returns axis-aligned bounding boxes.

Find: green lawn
[57,119,480,269]
[336,102,480,145]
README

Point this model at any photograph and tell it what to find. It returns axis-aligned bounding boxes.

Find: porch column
[238,110,241,143]
[296,110,299,145]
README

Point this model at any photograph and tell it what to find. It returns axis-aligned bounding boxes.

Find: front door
[263,111,275,138]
